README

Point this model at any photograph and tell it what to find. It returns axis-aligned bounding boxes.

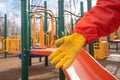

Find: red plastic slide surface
[63,49,117,80]
[30,48,117,80]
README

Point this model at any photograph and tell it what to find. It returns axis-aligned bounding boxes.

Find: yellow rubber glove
[50,33,86,69]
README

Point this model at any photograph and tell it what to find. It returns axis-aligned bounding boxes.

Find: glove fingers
[63,59,74,69]
[55,56,69,69]
[51,52,65,64]
[55,37,64,46]
[50,48,62,59]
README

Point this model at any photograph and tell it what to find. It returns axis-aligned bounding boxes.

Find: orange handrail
[32,11,45,48]
[32,8,56,48]
[50,17,55,47]
[44,33,50,47]
[34,8,55,47]
[32,11,37,48]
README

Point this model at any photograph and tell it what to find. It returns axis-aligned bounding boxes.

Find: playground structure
[1,0,119,58]
[0,14,21,56]
[30,48,117,80]
[86,29,120,60]
[94,41,109,59]
[63,49,117,80]
[6,36,21,54]
[0,36,21,54]
[0,0,120,80]
[20,0,119,80]
[0,37,4,53]
[32,8,56,49]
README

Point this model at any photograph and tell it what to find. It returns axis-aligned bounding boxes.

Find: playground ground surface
[0,50,120,80]
[0,55,59,80]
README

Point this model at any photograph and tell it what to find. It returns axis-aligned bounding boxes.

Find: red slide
[30,48,117,80]
[63,49,117,80]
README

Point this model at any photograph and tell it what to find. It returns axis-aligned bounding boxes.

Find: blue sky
[0,0,97,16]
[0,0,21,27]
[0,0,20,16]
[0,0,97,27]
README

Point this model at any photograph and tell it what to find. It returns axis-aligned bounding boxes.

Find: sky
[0,0,97,27]
[39,0,97,15]
[0,0,97,16]
[0,0,21,27]
[0,0,20,17]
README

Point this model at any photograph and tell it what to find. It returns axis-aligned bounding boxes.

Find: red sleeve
[74,0,120,44]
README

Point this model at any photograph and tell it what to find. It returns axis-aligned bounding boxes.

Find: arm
[50,0,120,69]
[74,0,120,44]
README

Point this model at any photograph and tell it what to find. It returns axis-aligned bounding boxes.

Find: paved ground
[97,50,120,80]
[0,55,59,80]
[0,50,120,80]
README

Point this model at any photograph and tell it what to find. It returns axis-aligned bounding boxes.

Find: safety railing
[6,36,21,54]
[32,8,56,49]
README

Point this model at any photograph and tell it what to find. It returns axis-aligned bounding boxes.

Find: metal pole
[58,0,65,80]
[21,0,29,80]
[71,17,74,32]
[87,0,94,57]
[87,0,92,11]
[59,68,65,80]
[44,1,47,32]
[44,1,48,66]
[28,0,32,66]
[55,17,58,38]
[4,14,7,58]
[80,1,84,17]
[58,0,65,38]
[107,35,110,42]
[44,1,47,46]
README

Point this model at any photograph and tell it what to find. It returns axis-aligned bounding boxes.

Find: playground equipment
[99,32,115,41]
[0,36,21,54]
[0,37,4,53]
[30,7,56,67]
[31,48,117,80]
[32,12,45,48]
[94,41,109,59]
[63,49,117,80]
[32,8,56,49]
[118,28,120,38]
[21,0,119,80]
[86,30,120,59]
[99,31,120,51]
[0,14,7,58]
[109,31,120,51]
[30,48,56,56]
[6,36,21,54]
[85,41,109,59]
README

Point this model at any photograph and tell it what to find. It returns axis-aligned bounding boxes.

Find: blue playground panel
[18,44,42,59]
[18,53,42,59]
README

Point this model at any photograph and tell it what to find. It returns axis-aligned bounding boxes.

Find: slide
[63,49,117,80]
[30,48,117,80]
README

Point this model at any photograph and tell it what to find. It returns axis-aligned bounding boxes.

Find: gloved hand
[50,33,86,69]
